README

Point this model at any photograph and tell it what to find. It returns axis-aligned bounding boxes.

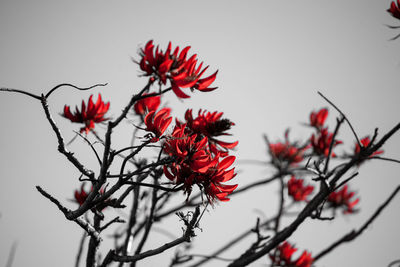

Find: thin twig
[5,241,17,267]
[40,95,95,179]
[318,91,361,147]
[75,232,86,267]
[45,83,108,98]
[0,87,41,100]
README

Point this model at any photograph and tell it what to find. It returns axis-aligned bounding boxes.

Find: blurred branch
[314,185,400,262]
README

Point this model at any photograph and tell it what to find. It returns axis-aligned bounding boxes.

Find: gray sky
[1,1,400,266]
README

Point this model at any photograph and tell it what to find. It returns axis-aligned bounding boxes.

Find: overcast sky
[1,1,400,266]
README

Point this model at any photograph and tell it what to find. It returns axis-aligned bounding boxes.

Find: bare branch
[0,87,41,100]
[40,95,95,179]
[45,83,108,98]
[318,91,361,147]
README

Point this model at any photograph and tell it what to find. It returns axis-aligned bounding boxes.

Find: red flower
[270,242,313,267]
[73,184,105,206]
[144,108,172,142]
[184,109,238,156]
[269,142,306,168]
[74,184,89,206]
[139,40,218,98]
[327,185,359,214]
[310,108,328,129]
[133,94,161,116]
[287,176,314,202]
[354,136,384,160]
[294,251,314,267]
[163,123,237,202]
[388,1,400,19]
[63,94,110,134]
[310,128,342,157]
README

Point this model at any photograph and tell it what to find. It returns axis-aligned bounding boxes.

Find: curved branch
[45,83,108,98]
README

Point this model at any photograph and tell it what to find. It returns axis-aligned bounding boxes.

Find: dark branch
[45,83,108,98]
[314,185,400,262]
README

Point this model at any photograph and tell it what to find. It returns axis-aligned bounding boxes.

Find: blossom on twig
[144,108,172,142]
[63,94,110,134]
[184,109,238,156]
[327,185,359,214]
[388,0,400,19]
[310,128,342,157]
[309,108,328,129]
[354,136,384,162]
[287,176,314,202]
[133,94,161,116]
[138,40,218,98]
[163,123,237,202]
[269,241,314,267]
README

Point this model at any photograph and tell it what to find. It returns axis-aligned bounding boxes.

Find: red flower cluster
[310,108,328,129]
[269,142,307,168]
[388,1,400,19]
[270,242,313,267]
[133,94,160,116]
[144,108,172,142]
[354,136,384,161]
[163,110,237,202]
[139,40,218,98]
[309,108,342,157]
[327,185,359,214]
[311,128,342,157]
[184,109,238,156]
[287,176,314,202]
[63,94,110,134]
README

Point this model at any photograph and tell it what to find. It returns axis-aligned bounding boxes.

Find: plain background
[1,1,400,266]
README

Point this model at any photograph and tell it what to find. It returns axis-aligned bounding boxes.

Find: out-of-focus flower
[269,142,306,168]
[269,242,313,267]
[63,94,110,134]
[287,176,314,202]
[73,184,105,207]
[133,94,161,116]
[388,1,400,19]
[294,251,314,267]
[144,108,172,142]
[310,128,342,157]
[310,108,328,129]
[138,40,218,98]
[74,184,89,206]
[354,136,384,160]
[184,109,238,156]
[327,185,359,214]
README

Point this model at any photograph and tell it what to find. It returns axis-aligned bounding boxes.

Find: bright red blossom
[388,1,400,19]
[63,94,110,134]
[163,123,237,202]
[327,185,359,214]
[354,136,384,159]
[139,40,218,98]
[184,109,238,156]
[287,176,314,202]
[144,108,172,142]
[310,128,342,157]
[270,242,313,267]
[133,94,161,116]
[310,108,328,129]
